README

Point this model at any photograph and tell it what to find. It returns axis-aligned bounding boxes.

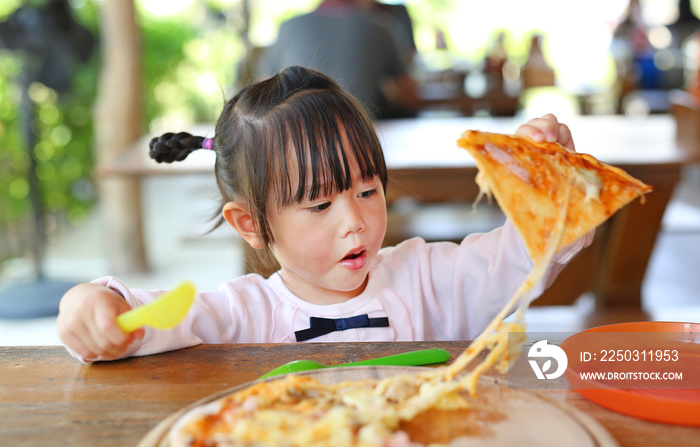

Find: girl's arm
[59,276,260,362]
[411,114,591,338]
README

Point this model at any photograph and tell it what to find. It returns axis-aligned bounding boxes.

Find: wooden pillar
[94,0,148,272]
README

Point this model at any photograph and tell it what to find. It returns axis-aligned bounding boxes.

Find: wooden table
[2,343,698,446]
[97,115,698,310]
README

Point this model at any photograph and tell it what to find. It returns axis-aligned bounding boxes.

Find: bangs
[268,90,387,207]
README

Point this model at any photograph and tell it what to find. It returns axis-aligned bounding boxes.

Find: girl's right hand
[57,283,144,362]
[515,113,575,152]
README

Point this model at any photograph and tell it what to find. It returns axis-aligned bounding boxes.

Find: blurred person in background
[255,0,419,119]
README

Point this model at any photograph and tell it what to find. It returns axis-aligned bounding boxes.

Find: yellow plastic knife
[116,281,196,333]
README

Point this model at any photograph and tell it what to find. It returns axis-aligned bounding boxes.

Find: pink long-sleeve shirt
[70,223,592,362]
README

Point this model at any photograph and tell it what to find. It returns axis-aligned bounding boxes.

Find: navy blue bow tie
[294,314,390,342]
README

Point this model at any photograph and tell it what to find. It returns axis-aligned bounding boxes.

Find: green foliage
[0,54,25,226]
[0,59,98,228]
[0,2,100,264]
[0,1,241,264]
[141,17,199,124]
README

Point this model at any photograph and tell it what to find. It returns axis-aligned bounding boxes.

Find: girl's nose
[342,201,365,236]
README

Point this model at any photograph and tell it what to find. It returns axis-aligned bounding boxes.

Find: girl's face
[267,162,387,305]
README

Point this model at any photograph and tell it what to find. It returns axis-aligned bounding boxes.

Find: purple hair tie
[202,138,214,150]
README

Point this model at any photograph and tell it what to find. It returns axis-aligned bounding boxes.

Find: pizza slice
[441,130,653,384]
[457,130,652,265]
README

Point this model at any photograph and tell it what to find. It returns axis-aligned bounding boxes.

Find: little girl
[58,66,590,362]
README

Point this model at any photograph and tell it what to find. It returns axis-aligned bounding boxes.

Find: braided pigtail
[148,132,213,163]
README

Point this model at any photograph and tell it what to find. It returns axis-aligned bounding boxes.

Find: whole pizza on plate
[157,368,616,447]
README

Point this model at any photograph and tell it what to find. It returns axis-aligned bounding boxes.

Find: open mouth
[340,248,368,271]
[343,249,365,261]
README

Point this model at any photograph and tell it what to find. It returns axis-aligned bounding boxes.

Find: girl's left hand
[515,113,575,152]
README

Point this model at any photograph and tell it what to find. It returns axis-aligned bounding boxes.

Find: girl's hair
[149,66,388,267]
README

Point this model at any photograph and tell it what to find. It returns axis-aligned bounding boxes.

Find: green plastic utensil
[116,281,196,333]
[259,348,450,379]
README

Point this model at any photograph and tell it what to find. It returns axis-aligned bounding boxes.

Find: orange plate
[560,321,700,426]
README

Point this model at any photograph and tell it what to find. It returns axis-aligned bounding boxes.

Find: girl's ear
[222,202,264,249]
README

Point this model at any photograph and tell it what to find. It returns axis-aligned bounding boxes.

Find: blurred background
[1,0,699,345]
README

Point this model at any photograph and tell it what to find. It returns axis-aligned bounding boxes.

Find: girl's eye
[359,189,377,199]
[309,202,331,213]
